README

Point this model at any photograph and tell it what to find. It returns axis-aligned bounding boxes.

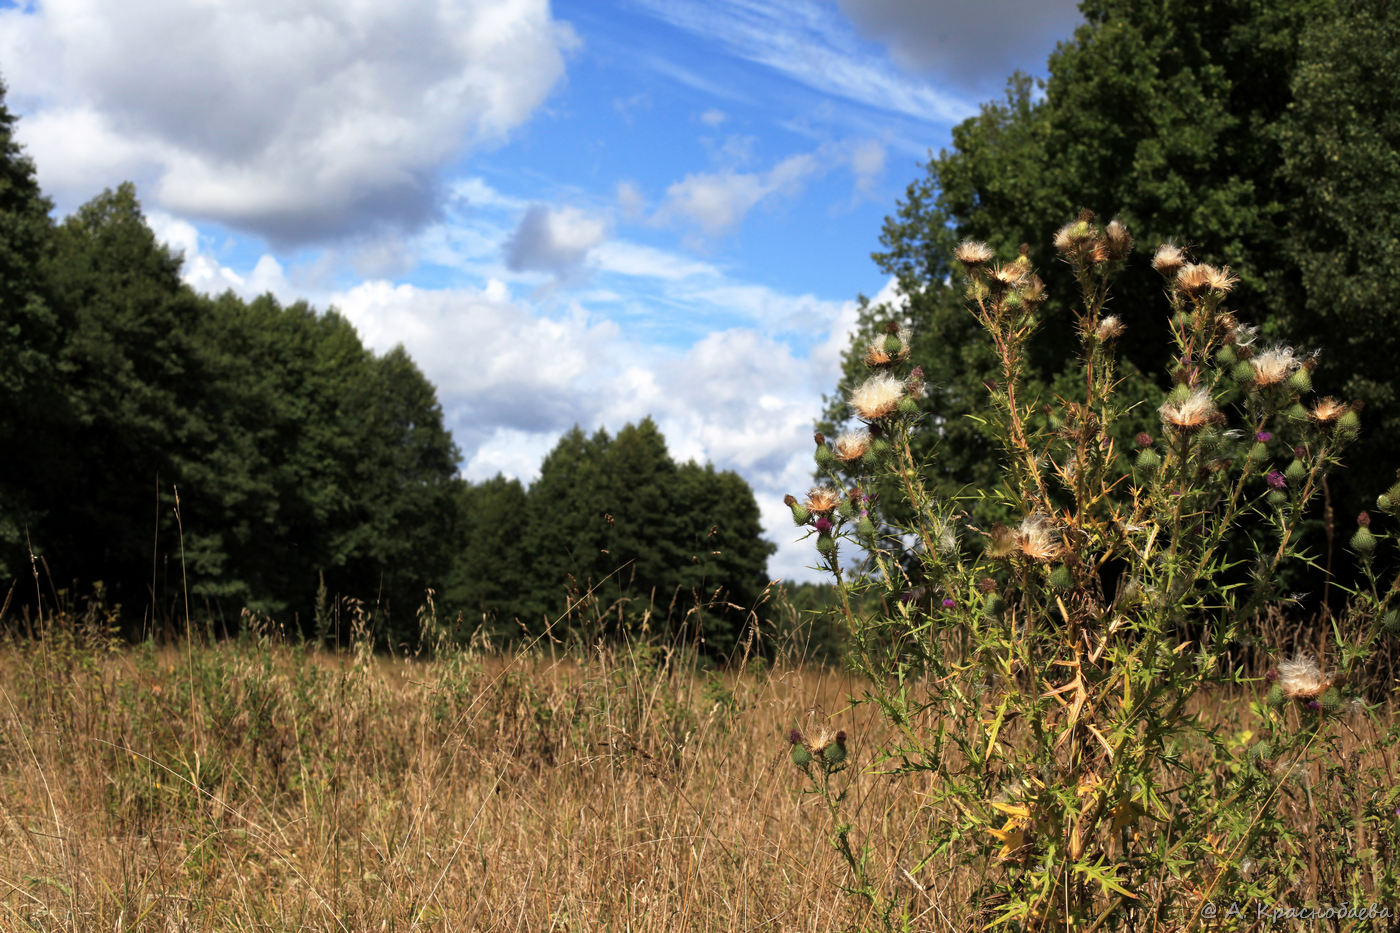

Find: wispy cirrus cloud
[629,0,973,125]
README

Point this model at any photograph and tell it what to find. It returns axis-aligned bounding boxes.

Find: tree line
[823,0,1400,594]
[0,83,774,648]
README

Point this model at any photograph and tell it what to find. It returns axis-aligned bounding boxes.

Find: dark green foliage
[0,136,461,637]
[827,0,1400,571]
[442,474,531,637]
[0,79,58,578]
[503,418,775,653]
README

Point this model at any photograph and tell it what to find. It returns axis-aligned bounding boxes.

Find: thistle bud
[1268,490,1288,507]
[1350,524,1376,555]
[815,443,834,467]
[816,535,837,559]
[1266,684,1286,709]
[1338,410,1361,436]
[857,516,875,540]
[1216,344,1237,367]
[1320,687,1343,715]
[1232,361,1258,385]
[1286,367,1312,394]
[883,334,903,357]
[984,594,1005,616]
[784,494,810,526]
[822,731,848,765]
[1285,402,1310,422]
[1248,442,1270,463]
[1378,494,1392,511]
[898,395,920,416]
[1135,448,1160,471]
[1383,610,1400,634]
[1049,564,1073,590]
[1285,459,1306,483]
[790,740,812,768]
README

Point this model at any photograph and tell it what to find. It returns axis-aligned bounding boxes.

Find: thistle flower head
[1250,346,1301,387]
[1015,513,1062,561]
[804,486,841,514]
[1276,654,1330,700]
[850,372,905,420]
[1104,219,1132,260]
[1310,397,1348,424]
[832,431,871,462]
[1159,388,1218,432]
[1267,470,1287,490]
[864,324,912,366]
[954,240,994,268]
[1095,315,1125,341]
[1176,263,1220,298]
[1152,242,1186,276]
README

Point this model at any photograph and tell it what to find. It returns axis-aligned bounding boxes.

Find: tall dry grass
[0,604,1393,930]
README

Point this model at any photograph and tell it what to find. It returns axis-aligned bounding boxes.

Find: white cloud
[632,0,972,124]
[699,108,728,127]
[504,204,609,275]
[655,151,824,235]
[0,0,577,244]
[615,180,646,220]
[849,138,886,196]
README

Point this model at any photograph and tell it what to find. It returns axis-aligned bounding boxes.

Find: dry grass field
[0,616,1393,931]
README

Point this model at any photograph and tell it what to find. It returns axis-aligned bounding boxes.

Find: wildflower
[1176,263,1224,298]
[1250,346,1300,387]
[941,598,956,609]
[1256,431,1272,442]
[864,324,912,366]
[1135,432,1154,448]
[784,493,810,525]
[1095,315,1125,341]
[1204,265,1237,293]
[1310,397,1348,424]
[987,523,1017,558]
[1266,470,1287,490]
[1159,388,1218,432]
[989,262,1027,292]
[1276,654,1330,700]
[850,373,905,420]
[832,431,871,462]
[1015,514,1062,561]
[804,486,841,514]
[813,517,833,534]
[1152,242,1186,276]
[954,240,994,268]
[1104,219,1132,260]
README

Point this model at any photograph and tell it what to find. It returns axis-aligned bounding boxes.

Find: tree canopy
[825,0,1400,536]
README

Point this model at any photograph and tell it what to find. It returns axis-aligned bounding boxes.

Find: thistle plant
[787,212,1398,929]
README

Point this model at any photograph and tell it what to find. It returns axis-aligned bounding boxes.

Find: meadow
[0,596,1393,931]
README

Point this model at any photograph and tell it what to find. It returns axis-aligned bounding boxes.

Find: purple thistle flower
[942,598,956,609]
[1307,699,1322,711]
[814,517,833,533]
[788,729,803,745]
[1267,470,1287,490]
[1256,431,1272,443]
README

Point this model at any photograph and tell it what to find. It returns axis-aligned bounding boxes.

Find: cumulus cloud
[0,0,576,244]
[655,151,822,235]
[836,0,1082,93]
[504,204,609,275]
[699,108,728,127]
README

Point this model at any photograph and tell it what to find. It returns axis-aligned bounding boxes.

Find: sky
[0,0,1083,583]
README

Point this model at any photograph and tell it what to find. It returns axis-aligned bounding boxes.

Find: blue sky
[0,0,1082,582]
